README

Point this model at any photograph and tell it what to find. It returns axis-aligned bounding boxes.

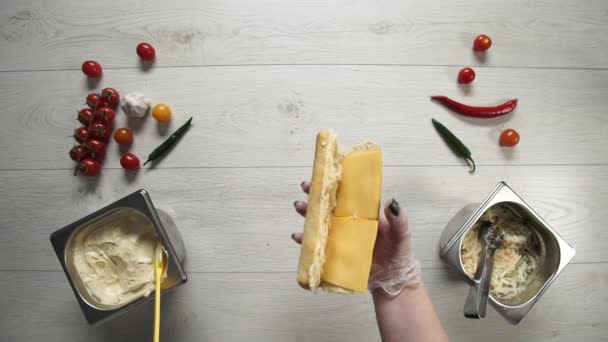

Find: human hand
[292,181,420,295]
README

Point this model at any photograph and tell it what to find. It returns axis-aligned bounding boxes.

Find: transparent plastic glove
[292,182,421,296]
[367,199,421,296]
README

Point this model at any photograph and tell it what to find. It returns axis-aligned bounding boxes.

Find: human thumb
[370,199,420,295]
[383,198,411,242]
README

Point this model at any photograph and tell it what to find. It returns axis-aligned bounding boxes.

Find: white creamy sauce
[70,221,163,306]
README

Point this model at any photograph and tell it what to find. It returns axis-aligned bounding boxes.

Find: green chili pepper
[143,117,193,166]
[431,118,476,173]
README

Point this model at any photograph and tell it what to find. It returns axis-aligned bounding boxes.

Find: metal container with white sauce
[439,181,575,324]
[50,190,187,325]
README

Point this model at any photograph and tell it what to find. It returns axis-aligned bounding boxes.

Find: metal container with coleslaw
[439,182,575,324]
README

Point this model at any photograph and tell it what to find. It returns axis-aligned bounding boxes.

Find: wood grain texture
[0,0,606,340]
[1,265,605,341]
[1,165,604,272]
[0,66,607,169]
[0,0,607,70]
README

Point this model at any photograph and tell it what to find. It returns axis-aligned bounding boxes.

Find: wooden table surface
[0,0,606,341]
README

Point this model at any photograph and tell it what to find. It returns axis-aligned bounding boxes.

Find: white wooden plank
[0,0,607,70]
[0,265,605,341]
[0,66,607,169]
[1,165,604,271]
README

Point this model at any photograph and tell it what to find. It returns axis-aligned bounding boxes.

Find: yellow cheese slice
[321,149,382,292]
[333,151,382,220]
[323,217,378,292]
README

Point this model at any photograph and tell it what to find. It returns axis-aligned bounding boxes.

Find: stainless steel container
[50,189,187,325]
[439,181,575,324]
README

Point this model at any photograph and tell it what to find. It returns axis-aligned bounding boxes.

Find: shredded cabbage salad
[461,204,540,301]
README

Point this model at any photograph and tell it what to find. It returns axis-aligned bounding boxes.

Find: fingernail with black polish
[389,198,400,217]
[300,181,306,188]
[294,200,301,208]
[291,233,296,240]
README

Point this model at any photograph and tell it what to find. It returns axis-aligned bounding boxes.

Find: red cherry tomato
[85,139,106,156]
[69,145,91,161]
[78,108,95,126]
[457,67,476,84]
[113,128,134,145]
[473,34,492,51]
[86,93,105,109]
[120,153,141,170]
[73,127,89,143]
[87,122,110,139]
[81,60,103,78]
[94,106,116,125]
[500,129,520,147]
[78,158,101,176]
[136,43,156,61]
[101,87,120,108]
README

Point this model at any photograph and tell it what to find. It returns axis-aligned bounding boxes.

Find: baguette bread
[297,130,382,293]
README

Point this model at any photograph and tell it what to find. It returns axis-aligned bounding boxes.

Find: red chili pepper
[431,96,517,118]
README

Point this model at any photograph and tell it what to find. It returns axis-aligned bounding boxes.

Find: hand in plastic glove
[292,181,420,295]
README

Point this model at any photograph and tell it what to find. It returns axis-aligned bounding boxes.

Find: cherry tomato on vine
[78,108,95,126]
[113,128,134,145]
[473,34,492,51]
[152,103,172,122]
[136,43,156,61]
[81,60,102,78]
[94,106,116,125]
[101,87,120,108]
[500,129,520,147]
[457,67,476,84]
[85,139,106,156]
[120,153,141,170]
[86,93,105,109]
[88,122,110,139]
[69,145,91,161]
[73,127,89,143]
[78,158,101,176]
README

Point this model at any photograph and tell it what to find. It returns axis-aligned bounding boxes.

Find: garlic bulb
[121,92,151,118]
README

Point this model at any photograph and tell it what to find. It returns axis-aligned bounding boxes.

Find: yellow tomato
[152,103,172,122]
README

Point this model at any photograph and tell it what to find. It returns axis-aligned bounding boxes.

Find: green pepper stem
[466,157,476,174]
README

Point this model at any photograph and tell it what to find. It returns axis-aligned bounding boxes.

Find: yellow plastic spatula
[153,245,166,342]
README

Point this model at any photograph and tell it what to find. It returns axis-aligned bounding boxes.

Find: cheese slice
[323,217,378,292]
[321,149,382,292]
[333,150,382,220]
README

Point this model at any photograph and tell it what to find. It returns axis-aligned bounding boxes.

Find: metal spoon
[464,222,502,319]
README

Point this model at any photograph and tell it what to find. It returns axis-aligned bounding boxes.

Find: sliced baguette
[297,130,341,290]
[297,132,382,293]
